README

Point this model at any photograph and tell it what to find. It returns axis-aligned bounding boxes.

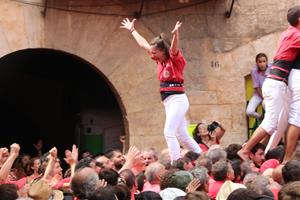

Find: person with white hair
[143,162,166,193]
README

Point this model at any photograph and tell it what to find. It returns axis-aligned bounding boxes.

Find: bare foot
[237,149,250,161]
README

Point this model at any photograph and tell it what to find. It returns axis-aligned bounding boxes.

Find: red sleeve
[4,177,27,189]
[53,177,71,189]
[169,50,186,69]
[290,33,300,49]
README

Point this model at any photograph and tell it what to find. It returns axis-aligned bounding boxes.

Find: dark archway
[0,48,125,157]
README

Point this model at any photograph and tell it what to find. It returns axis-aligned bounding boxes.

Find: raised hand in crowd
[64,144,78,179]
[49,147,58,159]
[64,144,78,166]
[10,143,21,158]
[42,147,58,182]
[186,178,201,193]
[118,146,141,173]
[0,143,20,182]
[0,148,9,166]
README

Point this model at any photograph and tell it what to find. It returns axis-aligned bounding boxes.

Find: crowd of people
[0,121,300,200]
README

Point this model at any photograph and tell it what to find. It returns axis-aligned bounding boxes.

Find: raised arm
[120,18,151,52]
[118,146,140,173]
[170,21,182,55]
[0,144,20,182]
[64,144,78,179]
[42,147,57,182]
[214,122,226,143]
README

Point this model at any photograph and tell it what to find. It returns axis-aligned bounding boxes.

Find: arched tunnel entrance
[0,49,125,157]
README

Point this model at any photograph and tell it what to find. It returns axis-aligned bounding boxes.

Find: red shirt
[53,177,71,189]
[157,50,186,83]
[208,180,224,200]
[4,177,27,189]
[199,143,209,152]
[273,26,300,62]
[268,26,300,81]
[272,188,279,200]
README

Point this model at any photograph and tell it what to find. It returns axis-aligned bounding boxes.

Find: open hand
[120,18,136,32]
[172,21,182,34]
[186,178,201,193]
[126,146,141,162]
[64,144,78,165]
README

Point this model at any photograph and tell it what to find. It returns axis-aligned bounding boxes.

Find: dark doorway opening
[0,49,124,158]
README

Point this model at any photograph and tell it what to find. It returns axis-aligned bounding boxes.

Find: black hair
[105,149,122,159]
[172,157,191,170]
[113,184,131,200]
[89,186,116,200]
[119,169,135,190]
[0,184,18,200]
[282,160,300,183]
[192,122,211,145]
[265,145,284,162]
[227,188,269,200]
[225,143,242,161]
[136,172,146,192]
[287,6,300,27]
[184,151,200,162]
[99,169,119,186]
[250,143,266,155]
[255,53,268,63]
[135,191,162,200]
[231,159,242,182]
[75,157,94,171]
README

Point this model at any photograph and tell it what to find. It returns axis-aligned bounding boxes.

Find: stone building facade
[0,0,298,150]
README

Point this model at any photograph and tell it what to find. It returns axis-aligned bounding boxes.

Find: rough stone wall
[0,0,298,150]
[0,0,44,54]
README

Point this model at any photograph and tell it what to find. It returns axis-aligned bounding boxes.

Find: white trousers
[261,78,290,153]
[288,69,300,127]
[163,94,202,161]
[246,94,263,119]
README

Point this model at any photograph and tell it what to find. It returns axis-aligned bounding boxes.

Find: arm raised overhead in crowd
[0,148,8,167]
[170,21,182,55]
[186,178,202,193]
[208,121,226,144]
[64,144,78,179]
[0,143,20,182]
[120,18,151,52]
[42,147,57,183]
[118,146,141,173]
[215,122,226,142]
